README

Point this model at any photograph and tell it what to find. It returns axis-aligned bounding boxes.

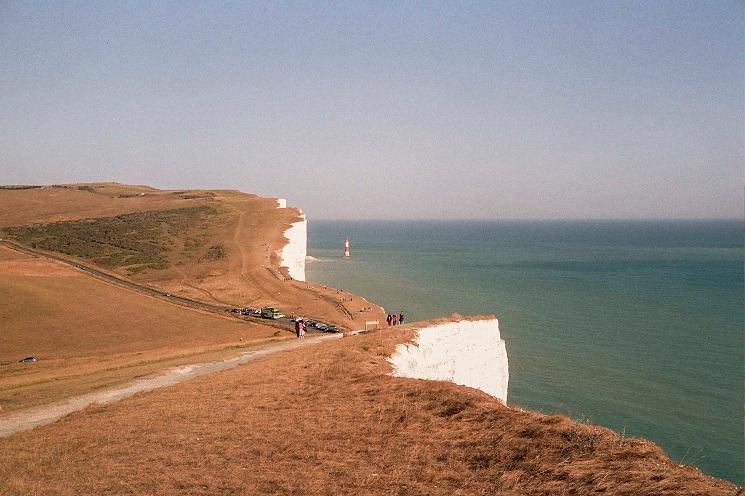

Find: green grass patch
[199,243,227,262]
[2,206,218,272]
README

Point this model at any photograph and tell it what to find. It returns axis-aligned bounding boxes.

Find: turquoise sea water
[306,220,743,484]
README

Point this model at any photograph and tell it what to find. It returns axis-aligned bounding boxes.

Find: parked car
[309,321,338,333]
[19,356,37,363]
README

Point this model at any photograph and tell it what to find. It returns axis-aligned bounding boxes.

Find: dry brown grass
[0,183,190,228]
[134,190,387,330]
[0,248,276,362]
[0,327,736,495]
[0,183,385,330]
[1,184,733,494]
[0,182,383,414]
[0,246,289,410]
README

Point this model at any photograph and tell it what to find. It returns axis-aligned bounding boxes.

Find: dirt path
[0,334,341,438]
[233,210,249,275]
[317,291,355,320]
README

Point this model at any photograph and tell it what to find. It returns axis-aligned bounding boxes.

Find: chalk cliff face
[279,210,307,282]
[389,318,509,402]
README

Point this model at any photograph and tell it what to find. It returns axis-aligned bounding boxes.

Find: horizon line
[309,217,743,222]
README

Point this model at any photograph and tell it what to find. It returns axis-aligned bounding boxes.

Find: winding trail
[234,210,249,276]
[0,334,341,438]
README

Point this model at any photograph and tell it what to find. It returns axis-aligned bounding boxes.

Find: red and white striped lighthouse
[343,237,350,257]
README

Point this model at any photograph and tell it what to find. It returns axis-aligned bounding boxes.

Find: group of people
[294,318,306,338]
[387,312,404,326]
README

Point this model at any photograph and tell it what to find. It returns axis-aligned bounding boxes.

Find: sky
[1,1,743,220]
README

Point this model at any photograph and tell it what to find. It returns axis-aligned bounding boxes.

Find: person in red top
[392,313,398,326]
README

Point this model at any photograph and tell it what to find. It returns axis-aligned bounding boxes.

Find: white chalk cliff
[278,207,307,282]
[388,318,509,403]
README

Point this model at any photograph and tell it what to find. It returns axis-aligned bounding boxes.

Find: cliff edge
[277,201,307,282]
[389,317,509,402]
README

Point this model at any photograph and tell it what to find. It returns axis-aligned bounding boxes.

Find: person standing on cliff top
[399,312,404,325]
[387,314,392,326]
[392,313,398,326]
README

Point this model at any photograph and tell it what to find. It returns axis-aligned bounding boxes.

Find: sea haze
[306,219,743,484]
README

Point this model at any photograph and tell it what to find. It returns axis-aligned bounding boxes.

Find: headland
[0,183,737,495]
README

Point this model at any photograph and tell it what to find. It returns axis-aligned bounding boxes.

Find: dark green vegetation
[2,206,219,273]
[200,243,227,262]
[0,185,42,190]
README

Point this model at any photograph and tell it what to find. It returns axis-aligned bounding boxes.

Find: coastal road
[0,239,297,333]
[0,334,342,438]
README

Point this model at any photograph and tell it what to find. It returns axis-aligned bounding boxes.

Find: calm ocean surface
[306,220,743,483]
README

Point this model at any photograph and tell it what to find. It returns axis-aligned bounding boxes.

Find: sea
[305,220,743,484]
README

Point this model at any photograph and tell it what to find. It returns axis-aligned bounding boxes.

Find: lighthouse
[344,237,350,257]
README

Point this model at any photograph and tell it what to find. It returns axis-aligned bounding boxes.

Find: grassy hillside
[0,183,195,228]
[2,205,222,274]
[0,183,386,331]
[0,325,735,495]
[0,182,384,411]
[0,246,288,411]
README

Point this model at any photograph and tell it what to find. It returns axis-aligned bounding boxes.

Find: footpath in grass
[0,327,736,496]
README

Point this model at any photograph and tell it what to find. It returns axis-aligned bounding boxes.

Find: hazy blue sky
[1,1,742,219]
